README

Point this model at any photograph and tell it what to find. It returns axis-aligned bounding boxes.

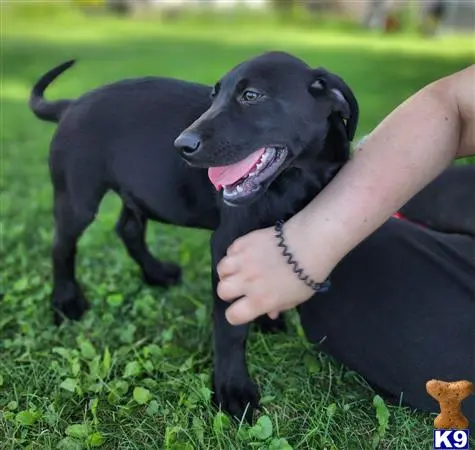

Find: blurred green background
[1,1,474,449]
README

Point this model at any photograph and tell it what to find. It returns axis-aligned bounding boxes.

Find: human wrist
[280,213,343,284]
[273,220,331,293]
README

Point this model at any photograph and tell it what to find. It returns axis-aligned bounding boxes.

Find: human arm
[217,64,475,325]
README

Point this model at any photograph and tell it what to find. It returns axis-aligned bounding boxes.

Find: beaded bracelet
[274,220,331,293]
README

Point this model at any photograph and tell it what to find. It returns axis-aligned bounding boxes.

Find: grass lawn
[1,6,474,449]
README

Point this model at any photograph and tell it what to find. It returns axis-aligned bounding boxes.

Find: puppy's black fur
[31,60,217,322]
[173,53,360,419]
[30,52,475,422]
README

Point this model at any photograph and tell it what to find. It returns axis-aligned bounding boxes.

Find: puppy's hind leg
[115,205,181,287]
[52,190,102,324]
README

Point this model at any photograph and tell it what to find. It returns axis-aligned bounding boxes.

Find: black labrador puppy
[173,52,359,420]
[29,52,474,421]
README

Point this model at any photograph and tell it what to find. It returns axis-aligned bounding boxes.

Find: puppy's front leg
[211,245,259,423]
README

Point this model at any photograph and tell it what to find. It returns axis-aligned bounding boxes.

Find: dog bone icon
[426,379,474,430]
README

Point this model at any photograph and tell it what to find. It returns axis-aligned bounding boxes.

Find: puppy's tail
[29,59,76,123]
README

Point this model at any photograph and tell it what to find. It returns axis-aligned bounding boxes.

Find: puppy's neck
[218,160,344,237]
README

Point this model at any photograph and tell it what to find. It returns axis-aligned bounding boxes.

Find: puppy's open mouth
[208,146,288,205]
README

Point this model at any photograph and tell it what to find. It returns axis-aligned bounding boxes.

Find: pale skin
[217,64,475,325]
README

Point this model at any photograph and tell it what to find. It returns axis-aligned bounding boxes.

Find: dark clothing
[299,217,475,427]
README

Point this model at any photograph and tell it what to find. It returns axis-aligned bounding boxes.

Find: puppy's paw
[254,314,287,334]
[143,261,182,287]
[52,284,89,325]
[213,370,260,423]
[161,262,182,285]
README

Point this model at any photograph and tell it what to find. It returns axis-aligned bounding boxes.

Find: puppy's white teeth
[236,185,243,193]
[261,148,275,165]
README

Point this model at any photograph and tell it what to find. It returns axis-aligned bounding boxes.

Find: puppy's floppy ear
[310,68,359,141]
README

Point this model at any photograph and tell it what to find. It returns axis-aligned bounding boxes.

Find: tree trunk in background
[272,0,295,15]
[363,0,391,29]
[105,0,130,15]
[105,0,149,15]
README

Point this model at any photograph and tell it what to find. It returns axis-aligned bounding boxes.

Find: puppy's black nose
[174,131,201,155]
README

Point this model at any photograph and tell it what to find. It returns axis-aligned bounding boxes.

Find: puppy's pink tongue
[208,148,265,190]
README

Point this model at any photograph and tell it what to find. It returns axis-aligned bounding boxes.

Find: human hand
[216,223,328,325]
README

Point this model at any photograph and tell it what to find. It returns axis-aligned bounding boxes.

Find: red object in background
[385,15,400,32]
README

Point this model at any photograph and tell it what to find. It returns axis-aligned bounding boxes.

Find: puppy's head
[174,51,358,206]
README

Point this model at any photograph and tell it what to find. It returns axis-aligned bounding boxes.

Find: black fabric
[299,218,475,426]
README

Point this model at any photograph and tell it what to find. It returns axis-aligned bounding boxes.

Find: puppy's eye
[241,90,263,103]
